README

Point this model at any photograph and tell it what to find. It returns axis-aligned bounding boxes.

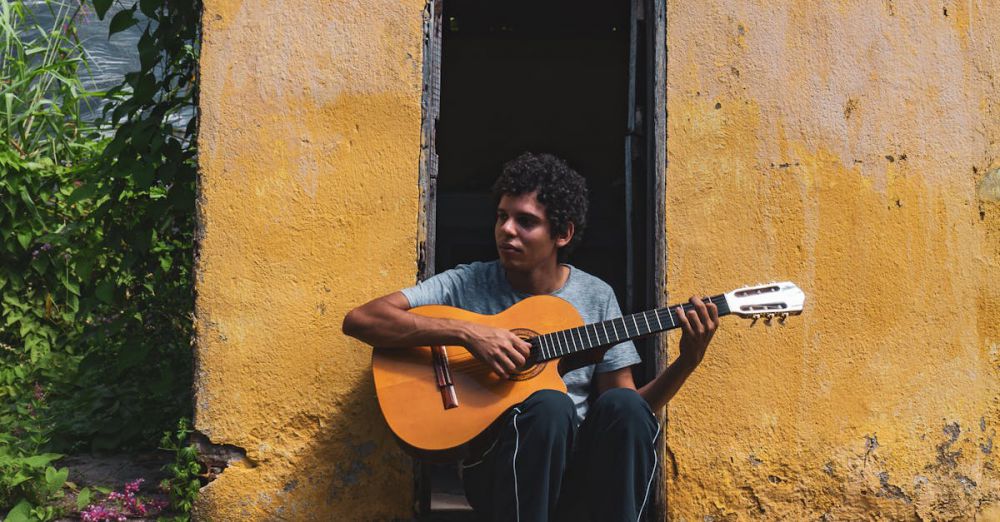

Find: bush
[2,0,200,513]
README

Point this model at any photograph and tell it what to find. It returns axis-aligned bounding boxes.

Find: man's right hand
[343,291,532,379]
[463,323,533,379]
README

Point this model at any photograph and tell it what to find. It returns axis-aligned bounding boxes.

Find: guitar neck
[529,294,731,362]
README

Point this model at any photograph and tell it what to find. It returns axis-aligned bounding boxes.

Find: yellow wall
[195,0,424,519]
[665,1,1000,519]
[196,0,1000,519]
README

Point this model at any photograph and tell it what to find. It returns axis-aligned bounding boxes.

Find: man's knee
[518,389,576,432]
[592,387,657,436]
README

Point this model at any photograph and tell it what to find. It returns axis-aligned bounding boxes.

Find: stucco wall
[664,1,1000,520]
[195,0,1000,520]
[194,0,424,519]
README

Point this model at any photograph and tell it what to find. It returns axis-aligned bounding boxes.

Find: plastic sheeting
[26,1,192,126]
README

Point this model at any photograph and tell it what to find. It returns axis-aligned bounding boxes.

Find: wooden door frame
[413,0,668,518]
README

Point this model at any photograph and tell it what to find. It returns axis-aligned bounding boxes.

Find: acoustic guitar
[372,282,805,460]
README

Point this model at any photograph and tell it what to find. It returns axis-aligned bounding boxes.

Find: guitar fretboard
[529,294,730,362]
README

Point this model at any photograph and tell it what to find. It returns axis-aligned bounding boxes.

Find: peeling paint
[979,168,1000,202]
[937,423,962,469]
[878,472,912,503]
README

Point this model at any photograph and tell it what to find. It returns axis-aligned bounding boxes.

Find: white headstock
[723,282,805,323]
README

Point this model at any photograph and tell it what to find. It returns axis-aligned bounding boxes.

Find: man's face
[494,191,572,272]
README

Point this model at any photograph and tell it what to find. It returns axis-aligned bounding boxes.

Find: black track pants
[462,388,660,522]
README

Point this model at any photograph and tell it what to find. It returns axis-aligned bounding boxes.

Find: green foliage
[43,0,200,451]
[0,1,90,517]
[0,0,202,497]
[0,0,202,510]
[0,450,66,520]
[0,372,62,520]
[157,418,200,519]
[2,0,201,462]
[0,359,65,519]
[0,0,98,162]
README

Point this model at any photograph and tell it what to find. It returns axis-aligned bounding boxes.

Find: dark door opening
[417,0,665,518]
[435,0,631,300]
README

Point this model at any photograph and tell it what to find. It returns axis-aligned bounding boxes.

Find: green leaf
[137,29,158,73]
[44,466,69,493]
[4,499,32,522]
[66,182,97,204]
[93,0,113,19]
[75,255,95,280]
[18,187,40,222]
[66,293,79,314]
[96,280,115,304]
[22,453,61,468]
[133,164,155,189]
[30,256,47,275]
[8,472,31,487]
[64,279,80,296]
[16,231,31,250]
[109,7,139,36]
[76,487,92,511]
[133,73,158,105]
[139,0,159,20]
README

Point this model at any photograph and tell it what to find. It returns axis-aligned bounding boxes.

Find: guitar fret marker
[631,315,640,335]
[601,323,610,344]
[654,310,663,330]
[642,312,651,333]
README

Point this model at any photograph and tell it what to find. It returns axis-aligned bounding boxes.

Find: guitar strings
[433,295,728,373]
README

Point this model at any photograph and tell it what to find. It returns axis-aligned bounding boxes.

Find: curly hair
[492,152,589,261]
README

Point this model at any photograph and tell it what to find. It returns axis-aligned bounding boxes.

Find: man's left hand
[675,295,719,370]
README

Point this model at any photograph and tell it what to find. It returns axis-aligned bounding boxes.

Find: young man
[343,152,718,522]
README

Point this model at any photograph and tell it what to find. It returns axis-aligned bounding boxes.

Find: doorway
[415,0,666,518]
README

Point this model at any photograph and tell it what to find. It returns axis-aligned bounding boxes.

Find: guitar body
[372,295,583,460]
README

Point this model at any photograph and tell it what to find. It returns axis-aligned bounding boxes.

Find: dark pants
[462,388,659,522]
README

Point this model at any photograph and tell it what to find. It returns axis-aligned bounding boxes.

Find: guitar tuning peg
[764,313,775,325]
[779,312,789,324]
[749,314,760,327]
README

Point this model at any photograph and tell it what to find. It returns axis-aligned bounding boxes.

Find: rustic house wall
[194,0,424,519]
[664,1,1000,519]
[195,0,999,519]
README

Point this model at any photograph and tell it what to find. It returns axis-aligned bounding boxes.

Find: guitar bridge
[432,345,459,409]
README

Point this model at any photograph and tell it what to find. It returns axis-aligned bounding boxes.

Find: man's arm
[342,292,532,379]
[594,296,718,411]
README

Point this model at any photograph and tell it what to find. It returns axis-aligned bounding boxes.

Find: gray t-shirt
[401,260,641,419]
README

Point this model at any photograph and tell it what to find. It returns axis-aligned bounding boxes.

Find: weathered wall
[194,0,423,519]
[196,0,1000,520]
[665,1,1000,520]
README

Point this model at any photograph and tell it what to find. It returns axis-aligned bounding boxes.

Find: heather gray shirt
[401,260,641,419]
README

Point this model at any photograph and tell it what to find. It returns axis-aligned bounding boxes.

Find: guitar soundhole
[508,328,546,381]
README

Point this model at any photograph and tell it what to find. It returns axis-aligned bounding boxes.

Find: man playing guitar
[343,152,719,522]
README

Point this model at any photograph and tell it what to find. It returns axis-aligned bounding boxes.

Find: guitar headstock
[723,282,805,324]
